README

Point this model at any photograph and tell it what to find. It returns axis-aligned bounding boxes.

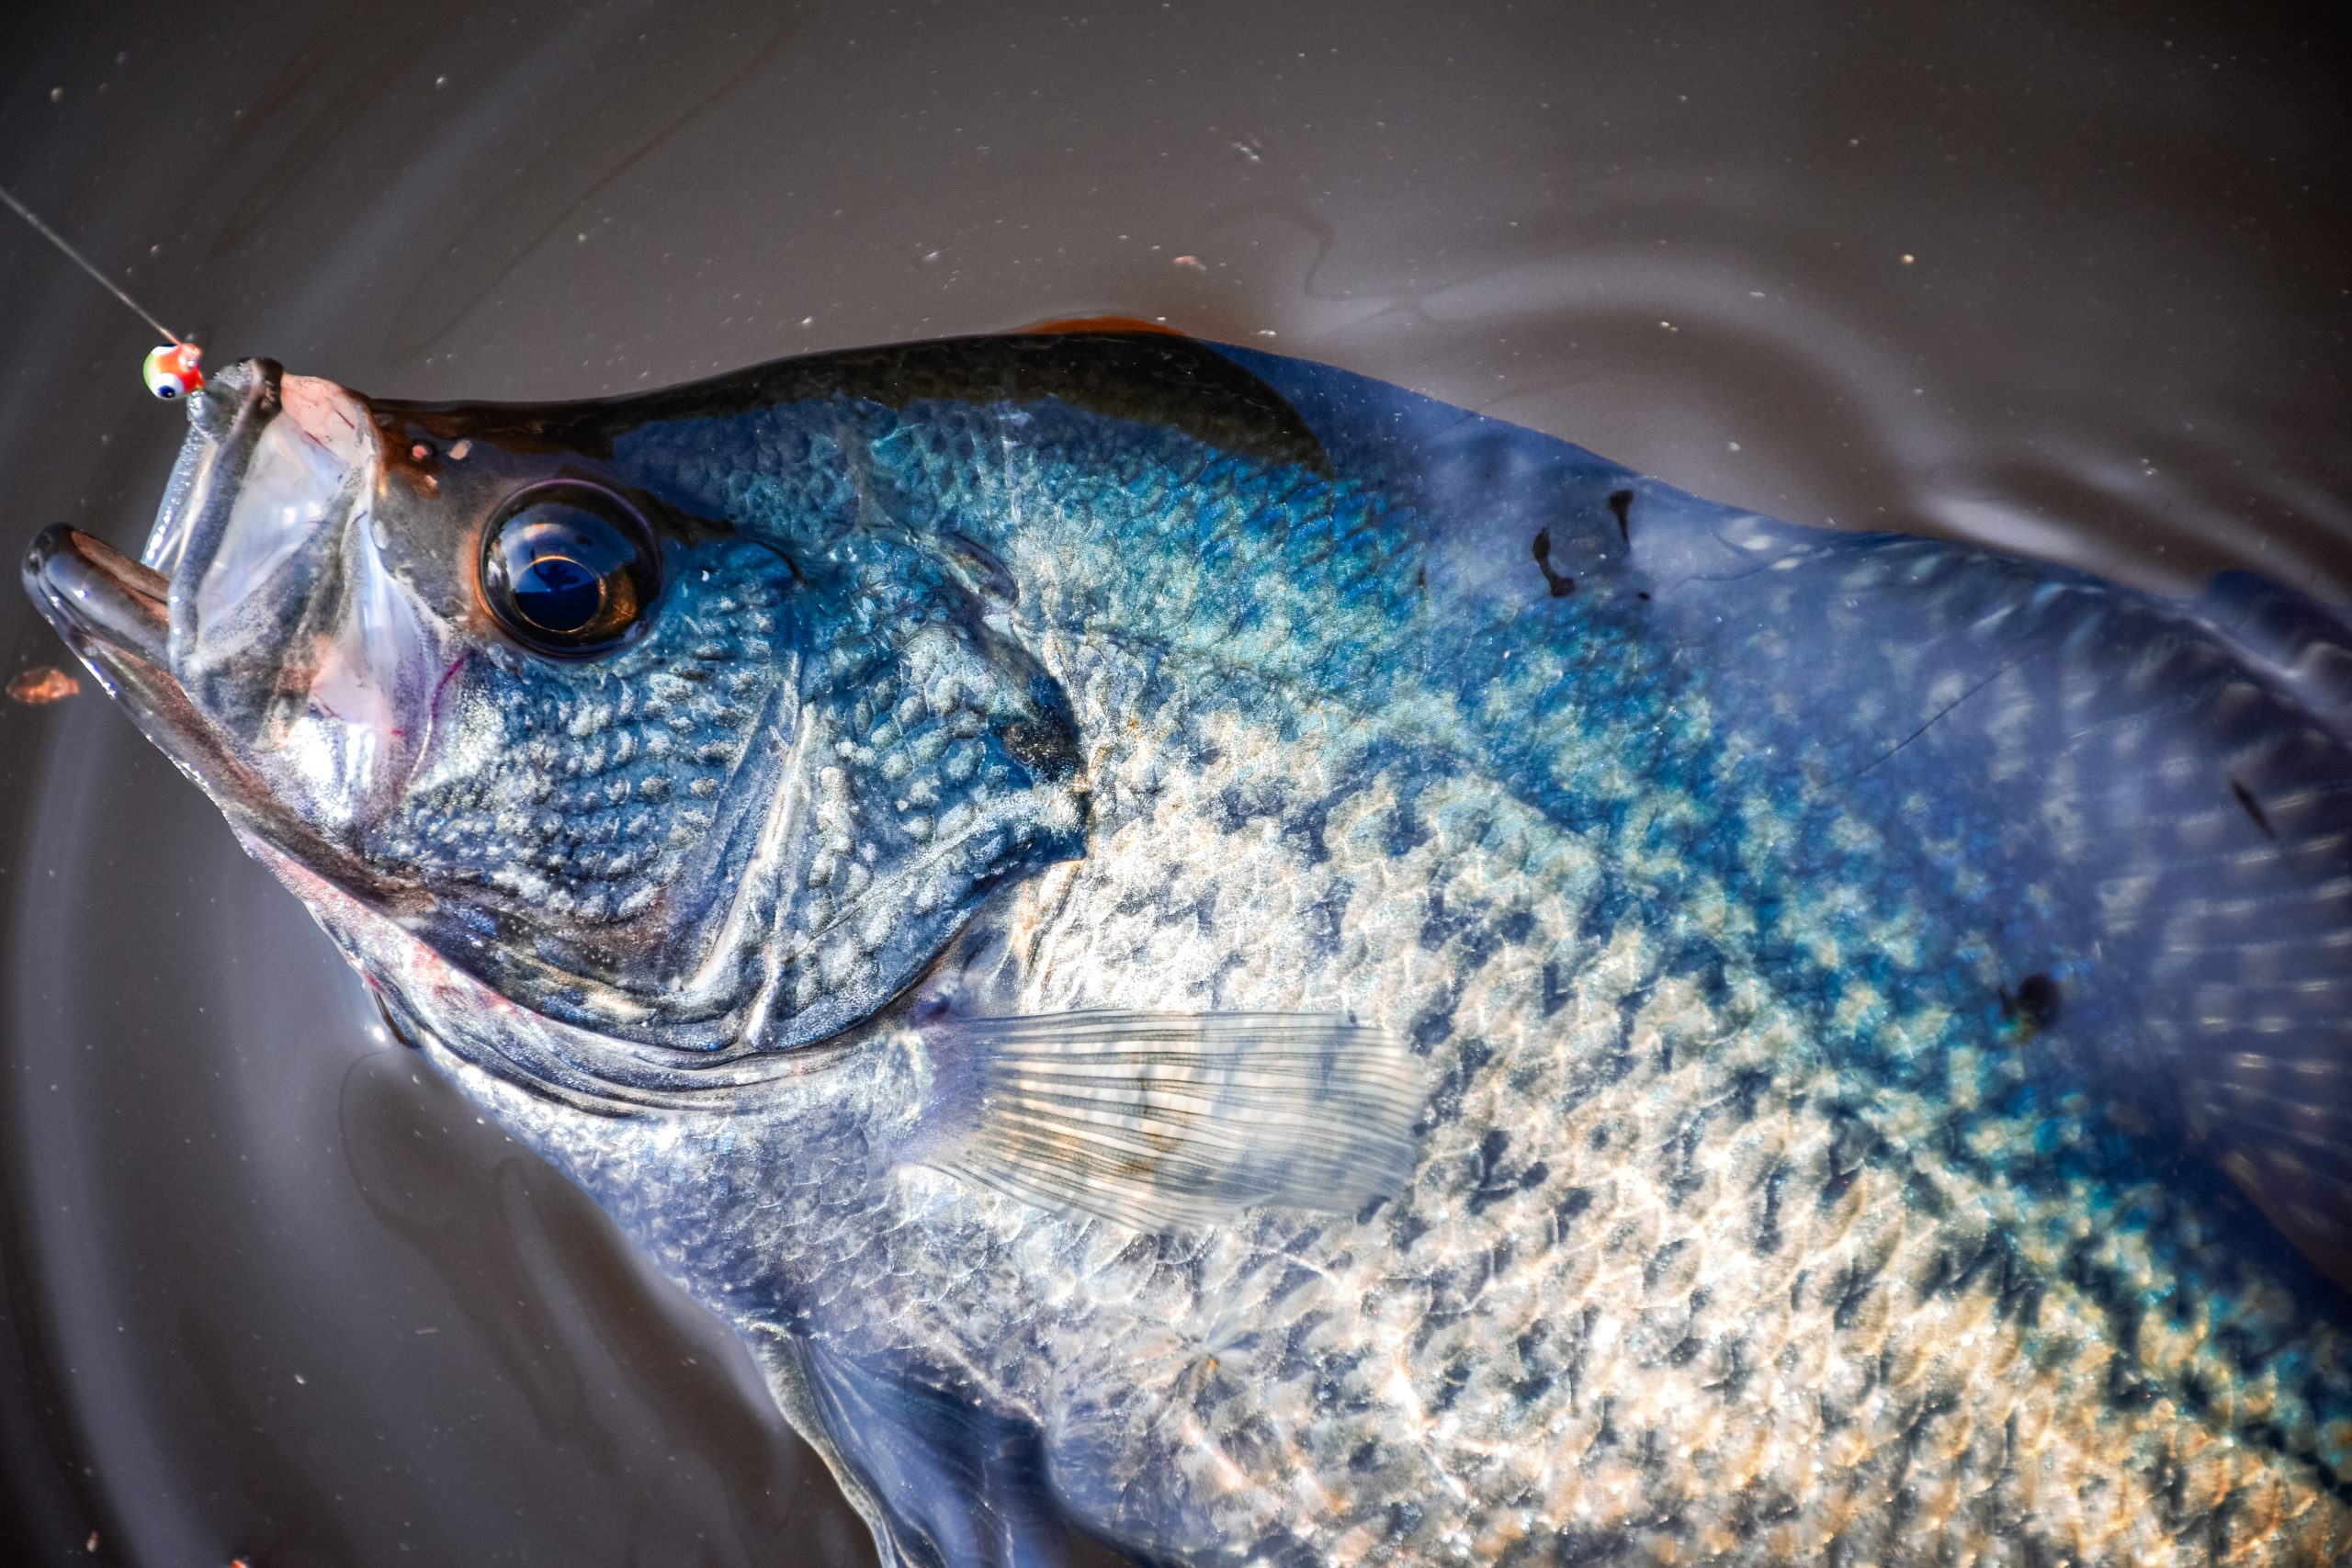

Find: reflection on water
[1,1,2346,1561]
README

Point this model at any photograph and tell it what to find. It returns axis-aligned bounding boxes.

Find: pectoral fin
[914,1010,1424,1231]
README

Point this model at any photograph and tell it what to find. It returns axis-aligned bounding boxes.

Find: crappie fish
[23,331,2352,1566]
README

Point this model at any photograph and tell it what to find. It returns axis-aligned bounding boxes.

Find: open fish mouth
[25,355,283,694]
[22,360,427,913]
[25,356,279,809]
[22,520,266,829]
[23,516,392,905]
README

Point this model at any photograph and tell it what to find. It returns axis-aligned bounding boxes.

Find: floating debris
[7,665,80,705]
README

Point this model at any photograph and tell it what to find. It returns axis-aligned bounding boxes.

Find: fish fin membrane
[920,1010,1423,1231]
[2154,574,2352,1291]
[797,1340,1118,1568]
[2196,570,2352,741]
[1012,313,1190,338]
[1639,512,2352,1290]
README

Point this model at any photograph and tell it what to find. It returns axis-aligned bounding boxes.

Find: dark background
[2,2,2346,1562]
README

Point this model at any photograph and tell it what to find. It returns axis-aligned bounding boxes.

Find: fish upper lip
[144,356,282,589]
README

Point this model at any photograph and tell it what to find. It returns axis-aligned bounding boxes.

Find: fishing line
[1,184,190,346]
[2,184,205,397]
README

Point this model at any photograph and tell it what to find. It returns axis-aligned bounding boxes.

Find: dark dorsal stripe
[373,333,1329,474]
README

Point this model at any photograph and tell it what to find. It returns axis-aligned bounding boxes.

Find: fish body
[24,333,2352,1565]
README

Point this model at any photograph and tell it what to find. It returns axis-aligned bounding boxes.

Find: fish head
[25,356,1088,1076]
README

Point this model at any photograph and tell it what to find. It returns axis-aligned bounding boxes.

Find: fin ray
[796,1340,1119,1568]
[917,1010,1423,1231]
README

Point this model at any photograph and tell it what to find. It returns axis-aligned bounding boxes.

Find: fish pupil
[513,554,604,631]
[479,482,661,655]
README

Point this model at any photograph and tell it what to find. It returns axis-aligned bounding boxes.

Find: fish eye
[479,482,662,655]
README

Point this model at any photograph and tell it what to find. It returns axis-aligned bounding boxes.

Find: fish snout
[36,356,438,839]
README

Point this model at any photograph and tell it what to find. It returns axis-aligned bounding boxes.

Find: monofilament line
[1,185,190,346]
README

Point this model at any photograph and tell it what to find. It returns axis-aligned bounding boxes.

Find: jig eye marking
[143,342,203,400]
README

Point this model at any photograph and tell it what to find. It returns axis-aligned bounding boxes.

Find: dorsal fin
[1012,313,1187,337]
[2196,570,2352,740]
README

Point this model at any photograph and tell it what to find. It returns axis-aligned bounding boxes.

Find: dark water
[1,2,2346,1562]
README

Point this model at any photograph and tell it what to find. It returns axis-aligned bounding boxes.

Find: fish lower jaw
[24,525,170,669]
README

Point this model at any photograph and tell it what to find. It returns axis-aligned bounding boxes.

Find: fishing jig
[1,184,202,398]
[141,342,203,399]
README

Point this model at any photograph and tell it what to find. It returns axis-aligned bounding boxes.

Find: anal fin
[915,1011,1424,1231]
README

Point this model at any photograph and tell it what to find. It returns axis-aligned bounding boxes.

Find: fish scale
[22,337,2352,1565]
[480,400,2348,1558]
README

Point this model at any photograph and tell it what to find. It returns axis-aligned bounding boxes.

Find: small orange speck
[1901,254,1916,264]
[1171,254,1206,271]
[7,666,79,705]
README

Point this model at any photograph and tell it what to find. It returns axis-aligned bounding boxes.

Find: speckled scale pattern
[1622,502,2352,1270]
[763,533,1080,1027]
[393,348,2352,1565]
[371,537,793,925]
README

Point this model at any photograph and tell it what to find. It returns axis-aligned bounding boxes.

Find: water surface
[2,2,2346,1561]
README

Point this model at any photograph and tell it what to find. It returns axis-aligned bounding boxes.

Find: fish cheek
[348,509,1090,1055]
[369,537,801,944]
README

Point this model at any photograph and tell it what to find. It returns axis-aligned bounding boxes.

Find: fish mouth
[26,355,282,693]
[21,363,425,917]
[23,519,413,913]
[25,355,281,673]
[22,357,281,794]
[24,521,221,795]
